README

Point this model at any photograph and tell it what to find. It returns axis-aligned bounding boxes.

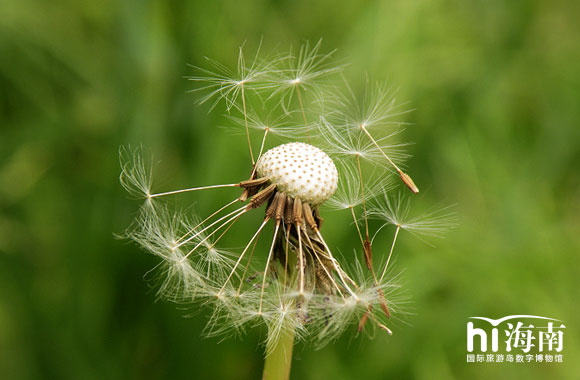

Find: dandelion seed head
[256,142,338,205]
[122,41,453,353]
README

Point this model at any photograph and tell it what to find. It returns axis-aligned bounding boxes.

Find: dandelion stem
[149,183,238,198]
[295,86,310,142]
[261,327,295,380]
[241,84,255,165]
[380,225,400,281]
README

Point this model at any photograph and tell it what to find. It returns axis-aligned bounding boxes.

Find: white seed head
[256,142,338,205]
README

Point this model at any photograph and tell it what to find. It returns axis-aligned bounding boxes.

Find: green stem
[261,329,295,380]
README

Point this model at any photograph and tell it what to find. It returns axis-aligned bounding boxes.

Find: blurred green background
[1,0,579,379]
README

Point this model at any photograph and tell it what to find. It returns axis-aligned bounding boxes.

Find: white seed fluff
[256,142,338,205]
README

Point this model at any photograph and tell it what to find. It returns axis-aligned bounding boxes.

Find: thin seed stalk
[380,224,400,281]
[360,125,399,171]
[355,155,369,239]
[360,125,419,193]
[349,206,365,248]
[261,328,295,380]
[241,84,255,165]
[295,86,310,142]
[251,128,270,178]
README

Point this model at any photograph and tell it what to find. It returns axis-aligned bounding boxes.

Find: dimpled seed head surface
[256,142,338,205]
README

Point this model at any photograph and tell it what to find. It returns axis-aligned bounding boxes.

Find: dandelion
[120,42,453,380]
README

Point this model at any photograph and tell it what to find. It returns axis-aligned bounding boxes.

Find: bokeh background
[1,0,579,379]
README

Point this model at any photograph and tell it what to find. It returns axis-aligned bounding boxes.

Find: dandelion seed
[127,204,206,300]
[318,116,411,170]
[370,192,458,239]
[188,44,275,111]
[369,192,457,281]
[188,44,280,164]
[336,80,411,132]
[271,40,343,113]
[322,80,421,193]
